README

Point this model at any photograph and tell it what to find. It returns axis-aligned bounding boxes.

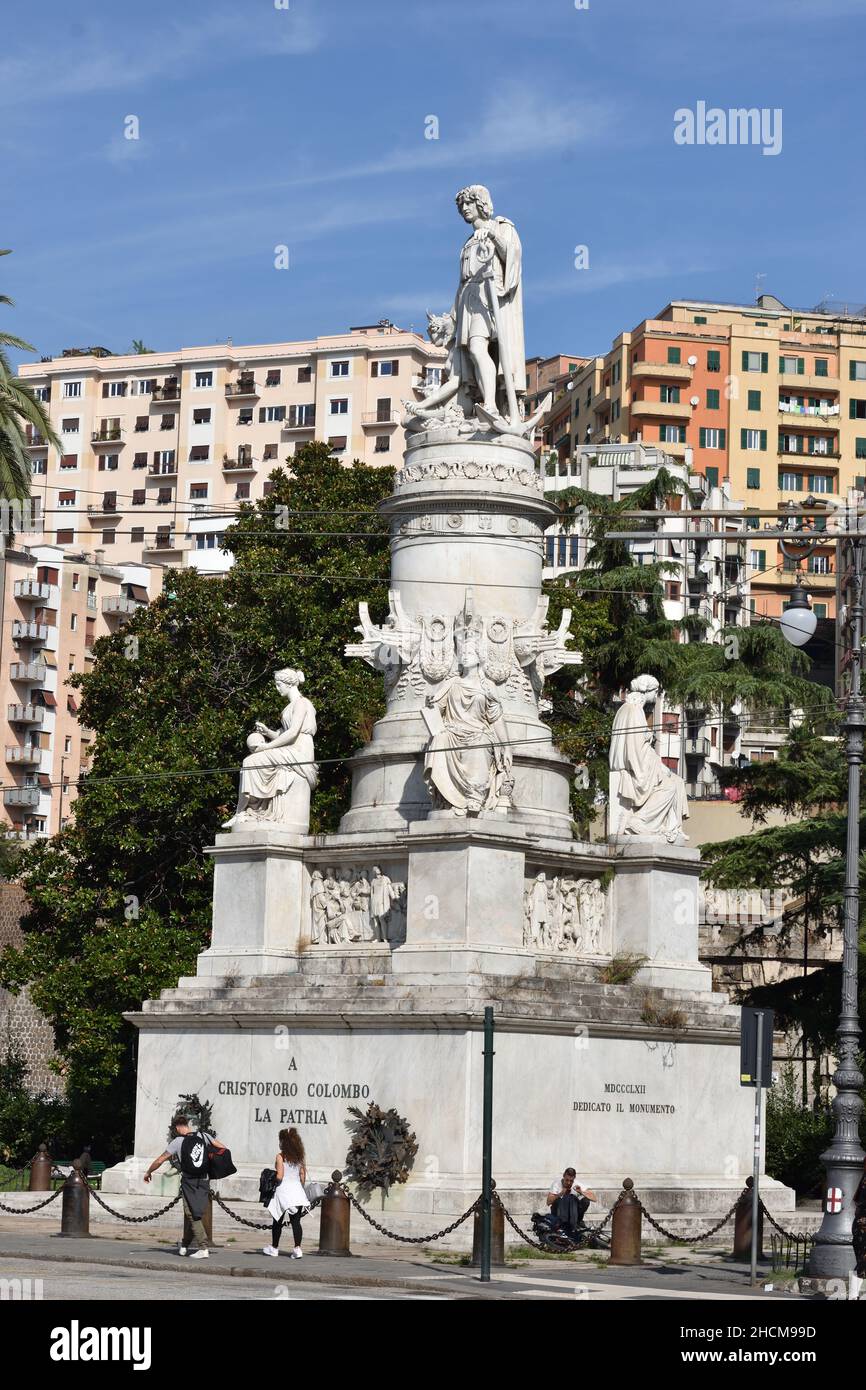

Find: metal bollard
[609,1178,642,1266]
[29,1143,53,1192]
[318,1170,352,1257]
[470,1180,505,1266]
[732,1177,763,1261]
[60,1160,90,1237]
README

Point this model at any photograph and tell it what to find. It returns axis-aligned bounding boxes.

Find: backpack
[259,1167,278,1207]
[208,1143,237,1180]
[179,1131,210,1178]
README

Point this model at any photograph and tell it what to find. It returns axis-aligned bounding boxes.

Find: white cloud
[531,255,715,300]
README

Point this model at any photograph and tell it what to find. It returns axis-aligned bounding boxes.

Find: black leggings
[272,1212,303,1248]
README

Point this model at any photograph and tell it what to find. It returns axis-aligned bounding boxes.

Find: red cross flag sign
[825,1188,844,1213]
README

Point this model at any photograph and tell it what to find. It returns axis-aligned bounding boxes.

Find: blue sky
[3,0,866,366]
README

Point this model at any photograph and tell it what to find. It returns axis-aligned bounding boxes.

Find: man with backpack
[143,1113,224,1258]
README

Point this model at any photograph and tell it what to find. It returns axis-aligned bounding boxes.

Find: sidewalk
[0,1219,805,1300]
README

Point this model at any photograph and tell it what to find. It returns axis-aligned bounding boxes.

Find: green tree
[0,445,392,1143]
[0,250,59,498]
[130,340,153,354]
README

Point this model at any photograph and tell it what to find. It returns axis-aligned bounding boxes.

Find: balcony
[151,382,181,403]
[590,387,611,416]
[5,746,41,767]
[225,378,258,399]
[222,454,256,472]
[91,427,122,445]
[102,595,143,616]
[148,464,178,478]
[24,429,48,449]
[13,580,51,603]
[779,370,840,391]
[361,410,400,427]
[684,734,711,757]
[87,498,121,517]
[143,535,181,556]
[630,398,693,420]
[11,621,49,645]
[10,661,46,683]
[3,787,39,809]
[631,360,694,382]
[281,412,316,432]
[8,704,45,726]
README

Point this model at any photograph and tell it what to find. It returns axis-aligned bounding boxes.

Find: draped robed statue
[223,668,318,832]
[608,675,689,844]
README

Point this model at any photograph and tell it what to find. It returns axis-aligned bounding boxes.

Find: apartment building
[542,294,866,620]
[19,322,447,569]
[542,441,755,793]
[0,544,158,838]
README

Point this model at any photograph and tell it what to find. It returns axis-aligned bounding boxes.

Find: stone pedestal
[196,829,306,977]
[610,841,713,993]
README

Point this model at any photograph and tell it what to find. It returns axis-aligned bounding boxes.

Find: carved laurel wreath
[343,1102,419,1198]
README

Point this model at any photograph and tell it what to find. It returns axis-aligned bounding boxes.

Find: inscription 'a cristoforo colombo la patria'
[574,1083,676,1115]
[217,1065,372,1126]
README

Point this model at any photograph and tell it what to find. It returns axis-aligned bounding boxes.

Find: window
[856,439,866,459]
[64,736,73,754]
[133,452,147,469]
[742,351,768,373]
[189,484,208,500]
[102,380,127,397]
[194,371,213,389]
[56,529,74,544]
[749,549,766,571]
[131,527,144,544]
[371,359,398,377]
[31,458,46,475]
[850,400,866,419]
[70,614,78,632]
[699,427,726,449]
[747,467,761,489]
[706,389,720,410]
[707,350,721,373]
[328,436,347,454]
[288,404,315,427]
[814,603,827,619]
[780,433,804,454]
[135,416,148,432]
[330,360,350,377]
[779,471,804,490]
[660,385,680,403]
[740,428,766,451]
[808,437,831,456]
[189,444,210,461]
[235,482,250,500]
[666,347,681,364]
[330,398,349,415]
[808,554,830,574]
[160,414,175,430]
[263,444,278,460]
[193,408,211,425]
[808,473,833,492]
[60,454,78,470]
[423,366,443,387]
[660,423,686,443]
[153,450,176,472]
[132,490,145,505]
[705,465,719,487]
[374,435,391,453]
[779,355,804,376]
[238,408,253,425]
[61,417,80,433]
[134,378,156,395]
[815,359,828,377]
[97,454,119,471]
[157,487,172,504]
[101,529,115,545]
[611,361,621,386]
[259,405,285,423]
[265,369,281,387]
[58,490,75,507]
[33,386,50,402]
[297,365,312,383]
[63,381,82,398]
[694,316,707,324]
[850,361,866,381]
[747,390,761,411]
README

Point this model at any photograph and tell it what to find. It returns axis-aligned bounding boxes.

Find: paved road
[0,1257,444,1301]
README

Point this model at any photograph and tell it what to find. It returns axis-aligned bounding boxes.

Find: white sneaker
[261,1245,279,1257]
[177,1245,188,1257]
[189,1248,209,1259]
[291,1247,303,1259]
[849,1272,863,1301]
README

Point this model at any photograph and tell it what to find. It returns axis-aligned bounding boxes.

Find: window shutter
[761,353,768,373]
[851,400,858,419]
[760,430,767,451]
[797,357,805,375]
[778,357,785,374]
[742,351,749,371]
[719,429,726,449]
[699,427,706,448]
[851,362,857,380]
[740,428,747,449]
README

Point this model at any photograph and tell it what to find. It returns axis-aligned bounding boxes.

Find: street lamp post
[780,527,865,1279]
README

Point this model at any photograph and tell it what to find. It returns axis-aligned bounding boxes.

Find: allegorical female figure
[223,668,318,832]
[608,675,688,843]
[423,640,514,816]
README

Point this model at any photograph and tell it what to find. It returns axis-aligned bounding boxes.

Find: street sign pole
[751,1012,764,1286]
[480,1006,494,1283]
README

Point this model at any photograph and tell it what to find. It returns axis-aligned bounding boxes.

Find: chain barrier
[758,1198,816,1244]
[0,1187,63,1215]
[493,1191,621,1253]
[88,1189,182,1223]
[212,1191,323,1231]
[635,1188,746,1245]
[344,1185,481,1244]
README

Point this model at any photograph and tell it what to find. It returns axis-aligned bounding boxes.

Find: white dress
[266,1161,309,1221]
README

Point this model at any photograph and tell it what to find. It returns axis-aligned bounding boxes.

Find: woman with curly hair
[262,1128,309,1259]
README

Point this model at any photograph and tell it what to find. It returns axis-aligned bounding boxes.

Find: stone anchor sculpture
[608,674,689,844]
[223,668,318,831]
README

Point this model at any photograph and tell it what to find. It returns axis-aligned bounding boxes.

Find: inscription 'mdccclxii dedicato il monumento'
[573,1082,676,1115]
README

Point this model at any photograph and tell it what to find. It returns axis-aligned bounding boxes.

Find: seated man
[546,1167,597,1238]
